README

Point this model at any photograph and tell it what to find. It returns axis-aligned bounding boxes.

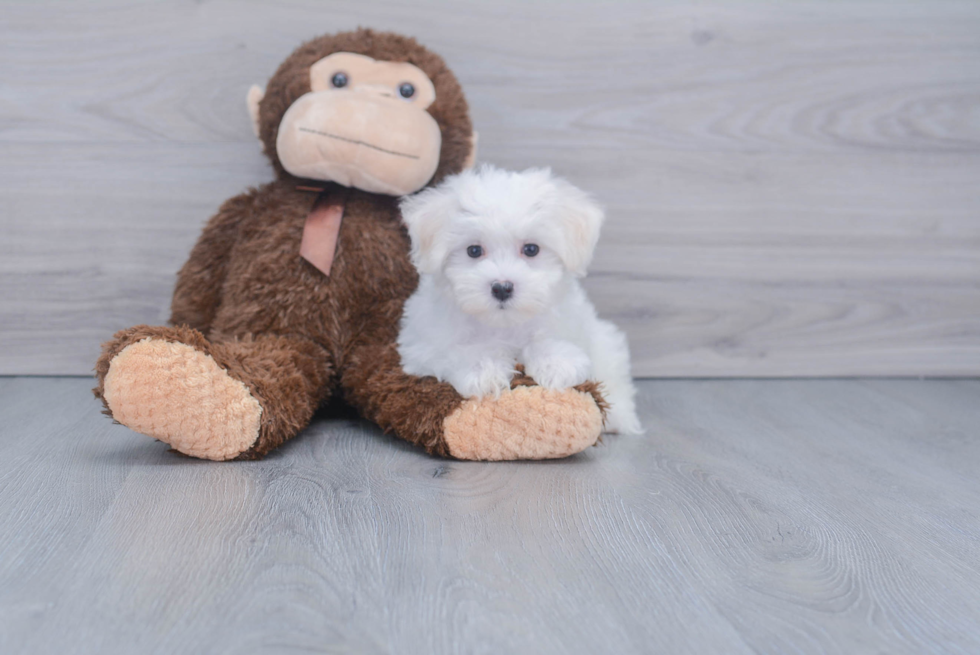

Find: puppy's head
[400,165,604,327]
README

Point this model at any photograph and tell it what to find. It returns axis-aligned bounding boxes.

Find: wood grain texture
[1,0,979,375]
[1,377,979,653]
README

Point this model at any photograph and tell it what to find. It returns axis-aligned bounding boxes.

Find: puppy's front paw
[523,341,592,390]
[451,358,516,398]
[525,358,589,389]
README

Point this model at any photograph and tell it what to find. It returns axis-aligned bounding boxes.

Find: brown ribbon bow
[299,188,349,276]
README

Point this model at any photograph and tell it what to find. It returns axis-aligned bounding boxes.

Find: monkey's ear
[550,176,605,277]
[246,85,265,139]
[462,131,479,170]
[399,186,460,274]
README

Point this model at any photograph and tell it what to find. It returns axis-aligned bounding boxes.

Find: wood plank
[1,0,979,375]
[1,377,979,653]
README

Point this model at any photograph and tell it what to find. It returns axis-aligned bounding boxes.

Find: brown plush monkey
[94,29,605,461]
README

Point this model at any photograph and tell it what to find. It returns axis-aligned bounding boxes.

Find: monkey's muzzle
[276,90,442,196]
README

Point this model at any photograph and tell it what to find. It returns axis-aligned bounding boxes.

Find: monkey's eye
[466,245,483,258]
[398,82,415,99]
[522,243,540,257]
[331,72,348,88]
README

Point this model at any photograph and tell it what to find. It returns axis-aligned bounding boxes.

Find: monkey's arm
[169,191,255,333]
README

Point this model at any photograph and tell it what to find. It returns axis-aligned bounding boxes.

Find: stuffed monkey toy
[94,29,605,461]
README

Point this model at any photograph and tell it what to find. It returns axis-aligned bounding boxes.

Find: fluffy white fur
[397,165,642,435]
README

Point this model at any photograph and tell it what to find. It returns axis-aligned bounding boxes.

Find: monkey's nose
[491,281,514,302]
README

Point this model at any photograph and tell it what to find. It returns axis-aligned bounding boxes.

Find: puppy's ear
[399,186,459,274]
[551,178,605,276]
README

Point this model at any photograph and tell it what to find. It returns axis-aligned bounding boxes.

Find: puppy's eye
[466,245,483,258]
[331,72,348,88]
[398,82,415,99]
[522,243,540,257]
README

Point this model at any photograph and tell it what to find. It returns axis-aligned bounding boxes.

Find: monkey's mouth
[298,126,420,160]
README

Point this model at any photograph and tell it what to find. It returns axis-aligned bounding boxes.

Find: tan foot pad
[443,386,603,461]
[102,338,261,461]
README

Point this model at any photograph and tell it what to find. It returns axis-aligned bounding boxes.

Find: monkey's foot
[442,385,604,461]
[101,336,262,461]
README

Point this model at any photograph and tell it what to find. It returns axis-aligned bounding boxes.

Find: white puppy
[397,165,642,435]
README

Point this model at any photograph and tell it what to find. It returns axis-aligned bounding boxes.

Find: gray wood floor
[1,377,978,654]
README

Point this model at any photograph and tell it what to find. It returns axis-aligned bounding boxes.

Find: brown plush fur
[94,29,604,460]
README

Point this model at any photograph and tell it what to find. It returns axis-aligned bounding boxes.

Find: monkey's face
[250,31,475,195]
[254,52,444,196]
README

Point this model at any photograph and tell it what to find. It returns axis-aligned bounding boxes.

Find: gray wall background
[1,0,978,376]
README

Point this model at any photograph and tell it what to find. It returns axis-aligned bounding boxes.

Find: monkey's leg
[94,325,332,460]
[342,343,605,461]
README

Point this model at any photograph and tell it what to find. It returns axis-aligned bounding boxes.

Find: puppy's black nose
[491,281,514,302]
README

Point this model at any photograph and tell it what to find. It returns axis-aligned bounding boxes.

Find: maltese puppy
[397,165,642,435]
